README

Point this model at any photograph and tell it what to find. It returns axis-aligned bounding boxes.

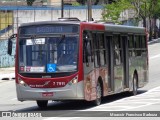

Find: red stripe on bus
[17,72,78,88]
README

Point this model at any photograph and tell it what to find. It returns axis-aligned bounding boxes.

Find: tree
[26,0,35,6]
[102,0,132,24]
[131,0,160,39]
[102,0,160,40]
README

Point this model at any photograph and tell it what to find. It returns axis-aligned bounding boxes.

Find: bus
[8,18,148,108]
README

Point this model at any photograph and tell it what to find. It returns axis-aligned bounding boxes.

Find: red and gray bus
[8,18,148,108]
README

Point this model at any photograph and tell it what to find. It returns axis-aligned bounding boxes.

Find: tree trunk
[143,17,146,28]
[153,0,158,39]
[153,16,158,39]
[149,17,152,41]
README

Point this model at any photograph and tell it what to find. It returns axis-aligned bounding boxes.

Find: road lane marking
[11,98,17,101]
[87,86,160,111]
[119,100,160,111]
[43,117,80,120]
[147,86,160,92]
[150,54,160,59]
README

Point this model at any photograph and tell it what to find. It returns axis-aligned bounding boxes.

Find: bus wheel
[93,82,102,106]
[36,100,48,108]
[132,74,138,95]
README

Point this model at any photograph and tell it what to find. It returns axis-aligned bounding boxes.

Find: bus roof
[19,20,80,27]
[19,20,145,34]
[80,22,145,34]
[103,24,145,34]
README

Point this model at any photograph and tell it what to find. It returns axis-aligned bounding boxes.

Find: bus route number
[53,82,65,86]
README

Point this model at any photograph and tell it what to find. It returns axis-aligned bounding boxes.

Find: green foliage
[102,0,160,24]
[153,0,160,18]
[102,0,133,24]
[72,2,81,6]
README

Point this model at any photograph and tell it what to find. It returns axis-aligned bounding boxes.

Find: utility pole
[87,0,92,21]
[153,0,158,39]
[61,0,64,18]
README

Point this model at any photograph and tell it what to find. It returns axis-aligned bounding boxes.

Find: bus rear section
[81,23,149,106]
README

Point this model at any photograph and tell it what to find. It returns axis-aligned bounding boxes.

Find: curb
[148,38,160,45]
[0,73,15,81]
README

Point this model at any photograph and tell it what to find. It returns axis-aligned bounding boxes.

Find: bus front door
[121,36,129,89]
[106,36,114,92]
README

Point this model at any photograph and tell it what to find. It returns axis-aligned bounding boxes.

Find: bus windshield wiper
[57,34,65,46]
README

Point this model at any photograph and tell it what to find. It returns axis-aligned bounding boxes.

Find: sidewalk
[148,38,160,44]
[0,67,15,81]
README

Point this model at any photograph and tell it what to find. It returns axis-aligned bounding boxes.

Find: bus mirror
[8,39,13,55]
[84,40,91,66]
[86,40,91,56]
[7,34,17,55]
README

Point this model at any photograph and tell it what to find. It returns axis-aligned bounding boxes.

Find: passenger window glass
[83,31,93,66]
[128,35,134,48]
[141,36,146,48]
[135,36,140,48]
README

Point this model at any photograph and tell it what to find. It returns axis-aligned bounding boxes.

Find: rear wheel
[132,74,138,95]
[93,82,102,106]
[36,100,48,108]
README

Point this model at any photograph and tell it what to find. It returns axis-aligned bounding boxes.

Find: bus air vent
[58,17,80,22]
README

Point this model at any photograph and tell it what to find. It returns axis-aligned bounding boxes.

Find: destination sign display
[19,25,79,35]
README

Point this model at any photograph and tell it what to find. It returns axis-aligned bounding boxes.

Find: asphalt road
[0,42,160,120]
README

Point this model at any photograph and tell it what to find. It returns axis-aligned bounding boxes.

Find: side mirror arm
[7,34,17,55]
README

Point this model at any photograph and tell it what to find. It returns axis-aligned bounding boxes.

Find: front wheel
[93,82,102,106]
[36,100,48,108]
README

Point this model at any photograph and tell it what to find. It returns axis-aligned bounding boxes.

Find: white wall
[1,7,103,67]
[13,8,102,30]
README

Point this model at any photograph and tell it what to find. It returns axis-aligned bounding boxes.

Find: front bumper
[16,81,84,101]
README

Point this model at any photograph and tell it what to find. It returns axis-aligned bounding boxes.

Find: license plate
[42,92,53,97]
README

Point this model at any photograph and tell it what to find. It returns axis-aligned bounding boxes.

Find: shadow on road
[101,90,147,105]
[15,90,147,112]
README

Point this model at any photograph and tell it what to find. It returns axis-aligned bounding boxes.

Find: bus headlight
[72,76,78,84]
[18,77,28,87]
[68,76,78,85]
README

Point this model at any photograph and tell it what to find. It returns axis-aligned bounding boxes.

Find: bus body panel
[83,67,109,101]
[16,80,84,101]
[17,73,78,88]
[80,22,106,101]
[81,23,148,101]
[14,21,149,104]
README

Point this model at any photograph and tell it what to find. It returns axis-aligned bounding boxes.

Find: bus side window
[135,35,141,56]
[141,36,147,48]
[141,35,147,57]
[92,32,99,67]
[98,33,106,66]
[113,35,121,65]
[128,35,135,57]
[83,31,93,66]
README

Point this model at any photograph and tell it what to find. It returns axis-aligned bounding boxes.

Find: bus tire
[93,81,102,106]
[132,74,138,95]
[36,100,48,108]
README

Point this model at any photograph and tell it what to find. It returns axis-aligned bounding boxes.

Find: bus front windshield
[19,35,78,73]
